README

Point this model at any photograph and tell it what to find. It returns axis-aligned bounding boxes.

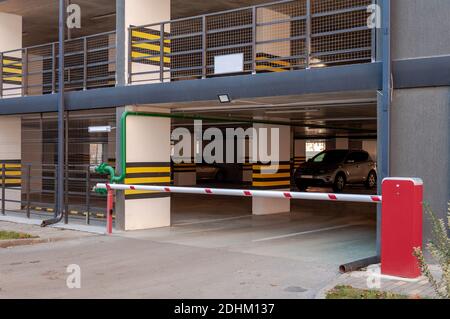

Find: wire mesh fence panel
[169,18,204,81]
[86,32,117,89]
[1,49,24,98]
[0,32,116,97]
[0,162,108,224]
[0,0,375,94]
[205,8,254,76]
[256,0,308,73]
[310,0,373,67]
[128,0,374,83]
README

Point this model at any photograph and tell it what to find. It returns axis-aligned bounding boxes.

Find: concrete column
[0,13,22,97]
[390,0,450,241]
[0,13,22,210]
[390,88,449,241]
[120,0,171,84]
[116,106,171,231]
[294,139,306,167]
[252,124,291,215]
[335,138,349,150]
[362,140,377,161]
[241,137,252,185]
[173,136,196,186]
[0,116,22,210]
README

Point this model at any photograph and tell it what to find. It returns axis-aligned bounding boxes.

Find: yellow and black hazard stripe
[293,156,307,167]
[25,206,112,219]
[172,162,196,173]
[1,160,21,187]
[2,56,22,86]
[131,28,171,67]
[252,161,291,190]
[241,157,253,172]
[255,53,292,73]
[125,162,171,200]
[241,159,253,186]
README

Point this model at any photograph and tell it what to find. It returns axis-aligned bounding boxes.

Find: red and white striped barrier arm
[95,183,382,204]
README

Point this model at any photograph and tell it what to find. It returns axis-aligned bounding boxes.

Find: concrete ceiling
[168,91,378,139]
[0,0,273,47]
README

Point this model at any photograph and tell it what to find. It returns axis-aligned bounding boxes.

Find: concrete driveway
[0,194,376,299]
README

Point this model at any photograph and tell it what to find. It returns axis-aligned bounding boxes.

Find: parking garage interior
[0,88,379,268]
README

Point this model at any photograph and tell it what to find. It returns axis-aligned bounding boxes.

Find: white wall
[362,140,377,161]
[122,105,172,230]
[294,140,306,157]
[335,138,349,150]
[0,117,21,160]
[125,0,171,84]
[0,116,22,210]
[0,13,22,52]
[0,13,23,97]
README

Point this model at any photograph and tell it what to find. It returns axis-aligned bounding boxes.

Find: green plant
[326,285,410,299]
[413,202,450,299]
[0,231,36,240]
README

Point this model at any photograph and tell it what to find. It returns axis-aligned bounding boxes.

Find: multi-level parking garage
[0,0,449,268]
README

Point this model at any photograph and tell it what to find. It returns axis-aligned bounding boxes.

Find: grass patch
[326,285,413,299]
[0,230,37,240]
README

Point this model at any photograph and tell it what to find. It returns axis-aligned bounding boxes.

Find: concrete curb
[314,273,351,299]
[0,237,67,249]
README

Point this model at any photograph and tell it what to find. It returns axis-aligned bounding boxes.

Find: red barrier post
[106,187,114,235]
[381,178,423,279]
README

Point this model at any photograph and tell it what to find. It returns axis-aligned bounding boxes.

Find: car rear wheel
[215,171,225,182]
[333,174,346,193]
[365,171,377,189]
[296,181,308,192]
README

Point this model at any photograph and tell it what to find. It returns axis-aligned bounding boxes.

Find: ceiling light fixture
[88,126,112,133]
[218,94,231,104]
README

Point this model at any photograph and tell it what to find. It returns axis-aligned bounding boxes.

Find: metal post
[42,0,65,227]
[22,48,28,96]
[26,164,31,218]
[57,0,66,223]
[64,111,69,224]
[371,0,377,62]
[52,43,57,93]
[160,23,165,83]
[85,165,91,225]
[1,163,5,215]
[53,166,58,216]
[83,37,88,90]
[305,0,312,69]
[377,0,391,257]
[106,188,113,234]
[0,52,3,98]
[202,16,207,79]
[128,28,133,84]
[116,0,126,86]
[252,7,257,74]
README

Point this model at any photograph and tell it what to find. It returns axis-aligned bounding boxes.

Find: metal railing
[0,163,108,225]
[0,31,116,98]
[129,0,376,84]
[0,0,376,97]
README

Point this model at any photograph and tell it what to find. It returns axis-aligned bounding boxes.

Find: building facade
[0,0,448,249]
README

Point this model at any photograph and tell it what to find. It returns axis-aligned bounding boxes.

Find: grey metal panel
[1,54,450,115]
[116,0,126,86]
[393,55,450,89]
[66,62,382,110]
[0,94,57,115]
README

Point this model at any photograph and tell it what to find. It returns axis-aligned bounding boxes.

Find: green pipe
[95,111,375,184]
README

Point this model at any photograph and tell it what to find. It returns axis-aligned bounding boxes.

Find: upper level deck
[0,0,375,99]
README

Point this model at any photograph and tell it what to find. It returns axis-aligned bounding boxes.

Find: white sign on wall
[214,53,244,75]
